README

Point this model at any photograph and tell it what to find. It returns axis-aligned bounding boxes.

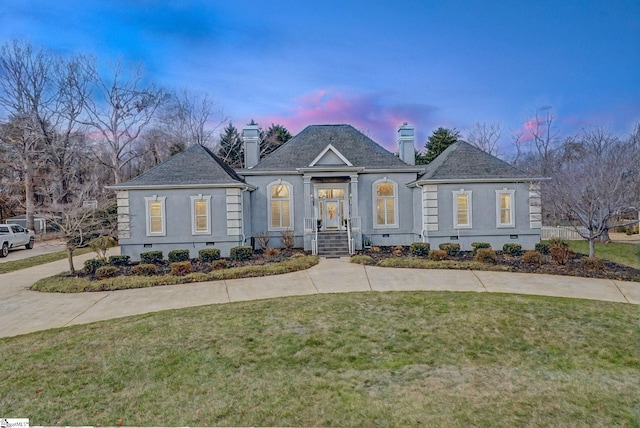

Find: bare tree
[0,41,56,229]
[82,60,167,184]
[546,127,640,257]
[38,186,116,273]
[467,122,502,157]
[161,88,225,148]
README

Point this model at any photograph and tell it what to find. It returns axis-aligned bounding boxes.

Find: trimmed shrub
[84,258,104,274]
[502,243,523,257]
[89,236,117,262]
[548,237,569,248]
[199,248,221,263]
[108,255,130,266]
[95,265,118,279]
[230,245,253,261]
[439,242,461,257]
[471,242,491,255]
[168,249,190,263]
[265,247,281,257]
[580,257,605,271]
[210,259,228,270]
[535,242,550,255]
[281,229,295,251]
[392,246,404,256]
[140,251,163,265]
[428,249,447,261]
[170,261,192,276]
[133,263,157,276]
[474,248,497,264]
[351,255,375,265]
[523,250,543,266]
[410,242,430,257]
[549,244,574,265]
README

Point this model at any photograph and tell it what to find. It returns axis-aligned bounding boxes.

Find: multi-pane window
[145,196,166,236]
[190,195,211,234]
[496,189,515,227]
[269,182,293,230]
[374,180,398,227]
[453,190,472,228]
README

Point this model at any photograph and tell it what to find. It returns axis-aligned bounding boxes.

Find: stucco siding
[423,182,540,250]
[120,187,246,260]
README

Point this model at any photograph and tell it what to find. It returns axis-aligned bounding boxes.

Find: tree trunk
[588,238,596,258]
[24,162,35,231]
[67,246,75,274]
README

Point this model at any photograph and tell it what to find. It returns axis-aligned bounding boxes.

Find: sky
[1,0,639,154]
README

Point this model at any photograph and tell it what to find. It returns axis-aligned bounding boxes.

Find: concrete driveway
[0,254,638,339]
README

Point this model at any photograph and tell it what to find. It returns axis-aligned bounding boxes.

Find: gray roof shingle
[111,144,245,187]
[250,124,413,171]
[418,141,530,181]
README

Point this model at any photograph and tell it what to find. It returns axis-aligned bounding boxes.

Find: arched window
[373,179,398,228]
[268,181,293,230]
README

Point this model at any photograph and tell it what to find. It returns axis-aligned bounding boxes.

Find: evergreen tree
[417,127,460,164]
[217,122,243,168]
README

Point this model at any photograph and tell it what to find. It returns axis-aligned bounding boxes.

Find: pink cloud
[253,89,438,151]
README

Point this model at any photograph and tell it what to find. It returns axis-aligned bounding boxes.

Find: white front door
[324,200,341,229]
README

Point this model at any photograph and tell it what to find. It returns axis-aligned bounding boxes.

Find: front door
[324,200,342,230]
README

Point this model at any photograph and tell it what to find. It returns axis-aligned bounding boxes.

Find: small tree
[217,122,244,168]
[546,126,640,257]
[39,192,117,273]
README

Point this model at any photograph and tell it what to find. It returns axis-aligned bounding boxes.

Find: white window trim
[144,195,166,237]
[496,188,516,228]
[453,189,472,229]
[373,178,399,229]
[190,194,211,235]
[267,180,294,231]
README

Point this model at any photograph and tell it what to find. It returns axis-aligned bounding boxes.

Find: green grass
[30,255,319,292]
[565,240,640,269]
[0,247,93,274]
[0,292,637,427]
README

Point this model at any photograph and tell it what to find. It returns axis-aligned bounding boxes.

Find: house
[109,123,543,259]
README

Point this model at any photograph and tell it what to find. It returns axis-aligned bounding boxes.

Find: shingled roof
[417,141,531,182]
[110,144,245,188]
[249,124,415,171]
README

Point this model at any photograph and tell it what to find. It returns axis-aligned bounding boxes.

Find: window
[145,196,166,236]
[268,181,293,230]
[374,179,398,228]
[453,190,472,228]
[496,189,515,227]
[190,195,211,234]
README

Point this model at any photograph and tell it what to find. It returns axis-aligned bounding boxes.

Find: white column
[350,174,359,219]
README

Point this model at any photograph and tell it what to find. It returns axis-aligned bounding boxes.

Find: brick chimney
[242,122,260,168]
[398,122,415,165]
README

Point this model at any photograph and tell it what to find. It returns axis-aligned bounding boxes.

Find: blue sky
[1,0,639,153]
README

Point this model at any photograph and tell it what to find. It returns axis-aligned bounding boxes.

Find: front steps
[316,231,350,257]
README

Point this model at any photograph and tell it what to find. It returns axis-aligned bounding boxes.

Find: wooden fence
[541,226,588,241]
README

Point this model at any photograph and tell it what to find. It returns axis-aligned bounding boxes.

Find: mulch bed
[82,249,309,280]
[357,246,640,282]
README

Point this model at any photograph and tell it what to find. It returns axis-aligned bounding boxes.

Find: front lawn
[565,240,639,269]
[0,292,637,427]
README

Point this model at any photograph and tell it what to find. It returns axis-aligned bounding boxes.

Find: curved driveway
[0,253,638,339]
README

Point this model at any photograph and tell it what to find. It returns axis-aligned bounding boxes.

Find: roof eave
[408,177,550,187]
[106,182,256,191]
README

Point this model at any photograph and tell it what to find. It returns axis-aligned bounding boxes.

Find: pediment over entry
[309,144,353,167]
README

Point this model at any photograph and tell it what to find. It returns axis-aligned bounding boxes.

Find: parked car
[0,223,35,257]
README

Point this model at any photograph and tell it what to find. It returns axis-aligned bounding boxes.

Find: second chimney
[398,122,415,165]
[242,122,260,169]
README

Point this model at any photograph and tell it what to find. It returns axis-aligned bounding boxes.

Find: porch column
[349,174,359,218]
[304,175,312,218]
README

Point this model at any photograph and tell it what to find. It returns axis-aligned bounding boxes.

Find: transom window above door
[317,189,345,199]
